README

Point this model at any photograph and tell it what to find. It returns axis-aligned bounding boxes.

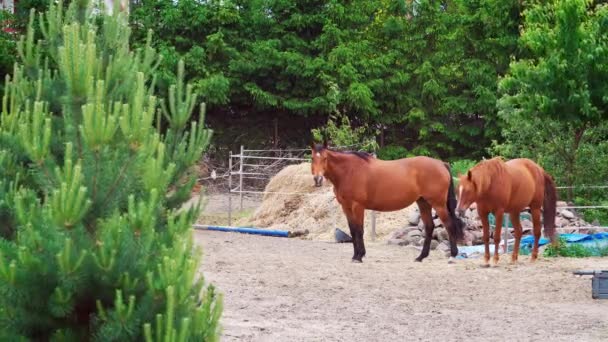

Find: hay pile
[238,163,416,241]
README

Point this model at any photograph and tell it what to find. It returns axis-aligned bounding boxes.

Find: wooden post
[228,151,232,226]
[239,145,244,211]
[371,211,377,241]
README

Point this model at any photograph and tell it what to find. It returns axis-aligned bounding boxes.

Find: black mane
[314,144,372,161]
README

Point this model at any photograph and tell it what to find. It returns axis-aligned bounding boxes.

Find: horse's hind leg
[434,206,458,262]
[415,198,435,262]
[530,208,542,262]
[510,211,523,263]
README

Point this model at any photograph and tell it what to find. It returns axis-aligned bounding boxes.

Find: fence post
[239,145,244,211]
[228,151,232,226]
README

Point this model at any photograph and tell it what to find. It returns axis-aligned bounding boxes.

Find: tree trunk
[273,117,279,149]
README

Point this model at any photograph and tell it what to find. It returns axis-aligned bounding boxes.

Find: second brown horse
[456,157,557,266]
[310,142,464,263]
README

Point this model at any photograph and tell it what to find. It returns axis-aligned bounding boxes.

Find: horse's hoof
[447,257,456,264]
[480,264,490,268]
[352,259,362,263]
[414,258,423,262]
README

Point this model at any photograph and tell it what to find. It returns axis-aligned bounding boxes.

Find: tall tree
[497,0,608,197]
[0,0,221,339]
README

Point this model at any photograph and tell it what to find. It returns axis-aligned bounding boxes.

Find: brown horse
[310,142,464,263]
[456,157,557,266]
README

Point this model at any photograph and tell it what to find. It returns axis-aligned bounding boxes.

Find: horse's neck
[325,152,362,188]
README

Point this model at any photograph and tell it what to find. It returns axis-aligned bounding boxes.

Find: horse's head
[310,141,329,187]
[456,170,476,217]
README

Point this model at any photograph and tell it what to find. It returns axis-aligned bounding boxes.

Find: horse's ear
[467,170,472,180]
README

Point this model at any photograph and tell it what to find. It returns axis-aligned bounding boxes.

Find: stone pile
[387,201,596,253]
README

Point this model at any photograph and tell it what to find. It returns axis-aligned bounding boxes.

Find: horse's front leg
[479,211,491,267]
[492,210,504,266]
[343,203,366,262]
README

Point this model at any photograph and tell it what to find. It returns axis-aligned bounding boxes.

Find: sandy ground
[195,230,608,342]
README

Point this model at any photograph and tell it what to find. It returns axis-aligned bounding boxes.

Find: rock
[433,218,443,227]
[432,209,438,219]
[560,209,575,220]
[388,238,409,246]
[404,226,420,234]
[465,209,478,220]
[417,220,426,230]
[388,228,408,240]
[557,201,568,207]
[556,217,570,228]
[433,227,445,240]
[438,228,450,241]
[408,212,421,226]
[437,241,450,252]
[463,231,474,246]
[592,219,600,227]
[407,230,422,239]
[430,240,439,250]
[473,231,485,245]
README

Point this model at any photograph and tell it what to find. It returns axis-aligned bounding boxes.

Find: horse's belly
[366,196,417,212]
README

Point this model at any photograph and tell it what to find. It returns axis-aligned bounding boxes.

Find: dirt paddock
[196,231,608,342]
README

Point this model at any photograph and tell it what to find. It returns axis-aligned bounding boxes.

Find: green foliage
[0,0,221,340]
[125,0,522,157]
[497,0,608,195]
[543,237,608,258]
[450,159,478,178]
[377,145,409,160]
[311,113,378,151]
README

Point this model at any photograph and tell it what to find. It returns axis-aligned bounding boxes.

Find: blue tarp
[457,232,608,258]
[520,232,608,247]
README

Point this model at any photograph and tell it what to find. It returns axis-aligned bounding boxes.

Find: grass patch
[543,237,608,258]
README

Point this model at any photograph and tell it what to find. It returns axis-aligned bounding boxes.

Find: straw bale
[238,163,416,241]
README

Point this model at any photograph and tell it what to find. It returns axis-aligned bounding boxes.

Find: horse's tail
[444,163,465,241]
[543,171,558,244]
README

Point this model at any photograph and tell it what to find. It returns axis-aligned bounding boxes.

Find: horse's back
[363,156,450,210]
[505,158,545,207]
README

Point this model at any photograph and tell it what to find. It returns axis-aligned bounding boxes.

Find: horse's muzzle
[314,175,324,187]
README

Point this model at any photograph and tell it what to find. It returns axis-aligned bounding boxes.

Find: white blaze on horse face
[316,152,321,157]
[457,185,464,209]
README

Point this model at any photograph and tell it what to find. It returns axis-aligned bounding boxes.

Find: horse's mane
[314,144,372,162]
[470,157,507,195]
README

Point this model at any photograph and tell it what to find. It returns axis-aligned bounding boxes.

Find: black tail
[444,163,465,241]
[543,172,558,244]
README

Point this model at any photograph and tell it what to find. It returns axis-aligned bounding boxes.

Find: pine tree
[0,0,222,340]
